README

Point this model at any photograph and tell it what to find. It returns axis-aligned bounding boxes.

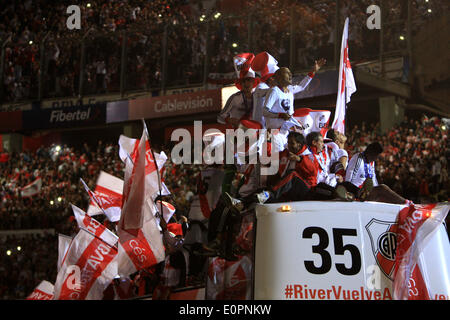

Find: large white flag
[53,228,118,300]
[116,126,165,277]
[332,17,356,134]
[27,280,54,300]
[85,171,123,222]
[118,134,170,198]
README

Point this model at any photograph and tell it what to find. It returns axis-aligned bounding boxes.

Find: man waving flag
[332,17,356,134]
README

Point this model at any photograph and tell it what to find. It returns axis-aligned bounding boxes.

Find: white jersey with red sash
[307,145,338,187]
[325,141,348,164]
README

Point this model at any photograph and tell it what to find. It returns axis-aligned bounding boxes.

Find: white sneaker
[256,191,271,204]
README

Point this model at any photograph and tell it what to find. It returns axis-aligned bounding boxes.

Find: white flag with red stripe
[332,17,356,134]
[21,177,42,197]
[393,202,449,300]
[118,134,170,198]
[86,171,123,222]
[155,200,176,223]
[293,108,331,137]
[71,204,119,247]
[116,126,165,277]
[27,280,54,300]
[53,228,118,300]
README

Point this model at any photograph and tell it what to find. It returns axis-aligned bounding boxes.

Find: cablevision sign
[107,89,222,123]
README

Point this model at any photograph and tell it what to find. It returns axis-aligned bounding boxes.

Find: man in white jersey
[324,128,349,179]
[217,69,259,129]
[345,142,407,204]
[263,59,326,151]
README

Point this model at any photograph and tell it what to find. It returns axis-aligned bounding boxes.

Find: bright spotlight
[232,43,238,48]
[6,250,11,256]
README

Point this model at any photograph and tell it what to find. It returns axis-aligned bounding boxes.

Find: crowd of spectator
[0,114,448,299]
[346,115,449,204]
[1,0,448,103]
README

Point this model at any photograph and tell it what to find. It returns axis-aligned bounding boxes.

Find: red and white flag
[71,204,119,247]
[155,200,176,223]
[86,171,123,222]
[393,202,449,300]
[118,134,170,198]
[292,108,331,137]
[53,228,118,300]
[331,17,356,134]
[27,280,54,300]
[116,126,165,277]
[233,53,255,77]
[58,234,73,272]
[21,177,42,197]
